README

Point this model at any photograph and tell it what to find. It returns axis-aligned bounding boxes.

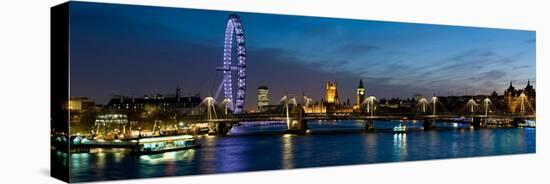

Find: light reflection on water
[139,150,196,165]
[282,134,295,169]
[393,133,407,161]
[198,135,217,173]
[68,120,536,182]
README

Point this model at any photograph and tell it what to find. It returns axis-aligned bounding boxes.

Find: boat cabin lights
[138,135,194,143]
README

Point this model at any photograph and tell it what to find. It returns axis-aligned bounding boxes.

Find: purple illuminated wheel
[220,14,247,114]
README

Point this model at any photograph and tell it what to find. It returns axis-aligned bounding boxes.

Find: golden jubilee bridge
[179,107,535,135]
[180,91,536,134]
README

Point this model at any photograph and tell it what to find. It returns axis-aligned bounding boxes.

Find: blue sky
[69,2,535,109]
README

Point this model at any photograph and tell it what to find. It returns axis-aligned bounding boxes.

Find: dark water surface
[68,120,536,182]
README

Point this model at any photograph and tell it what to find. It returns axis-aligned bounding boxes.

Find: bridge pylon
[284,105,309,134]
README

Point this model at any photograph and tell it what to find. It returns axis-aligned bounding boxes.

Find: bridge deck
[179,113,535,123]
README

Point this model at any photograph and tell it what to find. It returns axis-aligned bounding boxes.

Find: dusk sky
[69,2,536,110]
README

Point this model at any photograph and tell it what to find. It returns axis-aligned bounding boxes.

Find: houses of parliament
[504,80,536,113]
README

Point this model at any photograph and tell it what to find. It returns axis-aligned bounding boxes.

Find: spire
[527,79,531,87]
[506,80,516,93]
[358,79,364,89]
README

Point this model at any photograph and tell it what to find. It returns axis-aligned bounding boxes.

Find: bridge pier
[285,105,309,134]
[471,117,487,129]
[365,120,375,131]
[208,122,232,135]
[287,119,309,134]
[423,119,435,130]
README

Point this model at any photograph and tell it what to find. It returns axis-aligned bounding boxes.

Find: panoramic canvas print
[51,1,536,182]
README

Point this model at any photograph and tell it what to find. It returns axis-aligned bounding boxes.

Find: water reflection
[479,130,495,155]
[364,133,378,160]
[66,120,536,182]
[219,136,248,172]
[282,134,295,169]
[139,150,196,165]
[393,133,407,161]
[113,148,125,163]
[427,131,439,158]
[96,150,106,170]
[198,135,217,173]
[70,153,89,169]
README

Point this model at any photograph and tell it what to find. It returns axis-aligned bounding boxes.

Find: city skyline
[51,2,536,182]
[69,2,535,110]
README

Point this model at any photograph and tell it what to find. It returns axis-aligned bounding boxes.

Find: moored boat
[518,120,536,128]
[393,124,407,133]
[136,135,200,154]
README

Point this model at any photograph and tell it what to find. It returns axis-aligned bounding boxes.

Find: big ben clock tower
[356,79,365,111]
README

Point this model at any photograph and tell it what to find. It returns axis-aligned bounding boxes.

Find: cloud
[513,65,531,70]
[69,2,536,110]
[467,70,507,81]
[412,49,513,81]
[452,49,495,60]
[332,43,379,57]
[301,25,334,36]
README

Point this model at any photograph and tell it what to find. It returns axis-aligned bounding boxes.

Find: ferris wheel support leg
[214,79,225,100]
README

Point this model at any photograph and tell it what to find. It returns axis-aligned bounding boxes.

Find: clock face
[359,91,364,95]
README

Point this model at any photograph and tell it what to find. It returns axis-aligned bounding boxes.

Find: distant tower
[325,81,339,104]
[504,81,517,112]
[257,86,269,112]
[356,79,365,110]
[176,85,181,102]
[505,81,515,93]
[524,79,536,100]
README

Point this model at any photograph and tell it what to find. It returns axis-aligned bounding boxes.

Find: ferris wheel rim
[222,14,247,114]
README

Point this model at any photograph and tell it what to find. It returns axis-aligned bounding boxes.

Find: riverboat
[136,135,200,154]
[393,124,407,133]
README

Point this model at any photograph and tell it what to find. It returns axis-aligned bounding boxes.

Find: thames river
[68,120,536,182]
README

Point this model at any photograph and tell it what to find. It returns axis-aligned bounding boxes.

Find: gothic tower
[325,81,339,105]
[356,79,365,110]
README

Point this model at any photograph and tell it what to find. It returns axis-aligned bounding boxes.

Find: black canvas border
[51,2,70,183]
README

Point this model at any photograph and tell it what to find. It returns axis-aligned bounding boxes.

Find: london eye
[216,14,247,114]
